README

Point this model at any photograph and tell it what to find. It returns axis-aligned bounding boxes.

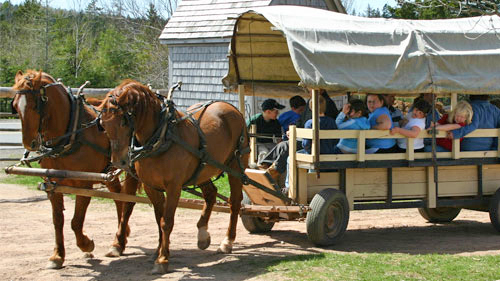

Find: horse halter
[13,76,62,149]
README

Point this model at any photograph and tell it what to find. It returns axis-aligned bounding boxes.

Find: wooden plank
[452,138,460,159]
[242,169,287,206]
[238,85,245,117]
[240,205,310,214]
[289,125,298,200]
[345,168,355,210]
[297,168,308,205]
[451,93,457,110]
[311,89,319,172]
[427,166,436,208]
[406,138,414,161]
[357,130,366,162]
[48,185,231,213]
[296,153,314,162]
[249,124,257,166]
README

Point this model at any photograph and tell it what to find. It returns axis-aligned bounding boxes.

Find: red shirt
[435,114,466,151]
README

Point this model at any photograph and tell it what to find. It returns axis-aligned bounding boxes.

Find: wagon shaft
[5,167,114,182]
[40,183,232,213]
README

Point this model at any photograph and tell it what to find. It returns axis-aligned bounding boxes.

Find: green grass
[263,253,500,281]
[1,162,42,188]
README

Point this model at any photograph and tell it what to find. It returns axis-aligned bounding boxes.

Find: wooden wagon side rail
[294,127,500,163]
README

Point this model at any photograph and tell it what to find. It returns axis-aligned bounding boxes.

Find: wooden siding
[169,44,240,110]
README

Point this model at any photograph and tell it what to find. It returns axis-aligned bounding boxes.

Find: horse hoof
[79,239,95,253]
[217,238,233,254]
[151,263,168,275]
[197,235,211,250]
[83,252,94,259]
[46,260,63,269]
[105,246,122,257]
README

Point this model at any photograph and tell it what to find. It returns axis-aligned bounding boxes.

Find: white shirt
[397,117,426,149]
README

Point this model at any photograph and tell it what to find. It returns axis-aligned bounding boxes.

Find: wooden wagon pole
[40,183,232,213]
[5,167,114,182]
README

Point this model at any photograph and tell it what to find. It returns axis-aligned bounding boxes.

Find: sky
[6,0,397,15]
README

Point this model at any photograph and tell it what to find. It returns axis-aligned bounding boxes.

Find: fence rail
[0,86,170,99]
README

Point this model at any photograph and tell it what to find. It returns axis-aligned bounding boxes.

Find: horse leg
[71,189,95,256]
[197,181,217,250]
[218,164,244,254]
[152,185,181,275]
[106,174,139,257]
[143,186,165,259]
[47,192,65,269]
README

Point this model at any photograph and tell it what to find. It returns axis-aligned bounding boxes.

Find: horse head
[99,80,160,169]
[11,70,67,151]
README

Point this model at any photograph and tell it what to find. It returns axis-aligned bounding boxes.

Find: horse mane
[113,79,161,118]
[14,69,57,90]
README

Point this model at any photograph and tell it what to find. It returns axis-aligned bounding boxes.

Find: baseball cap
[261,99,285,111]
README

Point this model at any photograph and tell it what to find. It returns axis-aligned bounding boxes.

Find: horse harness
[105,96,249,188]
[105,94,292,204]
[14,78,109,164]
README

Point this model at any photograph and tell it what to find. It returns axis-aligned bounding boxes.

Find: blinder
[10,99,17,114]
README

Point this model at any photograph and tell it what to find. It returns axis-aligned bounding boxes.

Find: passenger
[283,94,337,193]
[383,94,403,127]
[296,89,339,128]
[301,94,338,154]
[424,101,473,152]
[490,98,500,109]
[366,94,397,153]
[390,99,431,152]
[278,95,306,133]
[333,99,371,154]
[247,98,285,165]
[448,95,500,151]
[408,93,441,129]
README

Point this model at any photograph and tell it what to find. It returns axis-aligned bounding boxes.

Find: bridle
[13,76,64,150]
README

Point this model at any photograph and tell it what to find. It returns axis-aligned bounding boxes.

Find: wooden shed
[159,0,346,113]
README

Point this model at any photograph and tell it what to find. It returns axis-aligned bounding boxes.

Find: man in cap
[247,98,285,165]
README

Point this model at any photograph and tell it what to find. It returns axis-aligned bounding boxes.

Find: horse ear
[14,70,23,83]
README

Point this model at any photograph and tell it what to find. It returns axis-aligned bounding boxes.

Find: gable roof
[159,0,345,44]
[224,6,500,96]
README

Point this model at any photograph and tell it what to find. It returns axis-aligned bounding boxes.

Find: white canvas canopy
[223,6,500,97]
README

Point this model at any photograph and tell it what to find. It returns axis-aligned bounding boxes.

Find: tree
[384,1,500,19]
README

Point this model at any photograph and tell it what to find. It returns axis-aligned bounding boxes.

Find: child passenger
[334,99,371,154]
[390,99,431,152]
[424,101,473,152]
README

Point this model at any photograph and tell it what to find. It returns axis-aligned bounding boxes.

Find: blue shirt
[451,100,500,151]
[302,116,338,154]
[278,110,301,132]
[335,112,370,153]
[367,107,396,149]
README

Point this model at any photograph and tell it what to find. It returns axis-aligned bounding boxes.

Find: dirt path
[1,182,500,281]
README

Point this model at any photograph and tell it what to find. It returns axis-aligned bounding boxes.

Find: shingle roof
[159,0,344,43]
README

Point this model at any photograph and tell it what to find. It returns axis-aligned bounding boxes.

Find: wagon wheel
[306,188,349,246]
[240,192,275,233]
[489,188,500,232]
[418,207,461,223]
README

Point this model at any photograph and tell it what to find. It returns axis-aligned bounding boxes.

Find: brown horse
[11,70,140,269]
[99,80,249,274]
